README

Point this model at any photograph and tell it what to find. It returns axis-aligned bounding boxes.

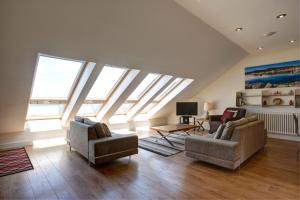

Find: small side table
[196,118,209,131]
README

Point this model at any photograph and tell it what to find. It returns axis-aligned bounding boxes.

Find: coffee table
[151,124,198,146]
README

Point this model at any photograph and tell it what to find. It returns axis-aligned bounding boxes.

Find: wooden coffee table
[151,124,198,147]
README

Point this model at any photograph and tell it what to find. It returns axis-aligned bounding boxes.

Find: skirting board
[268,133,300,142]
[0,140,33,150]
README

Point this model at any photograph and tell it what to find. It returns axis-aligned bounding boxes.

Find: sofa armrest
[209,115,222,121]
[185,136,240,161]
[70,121,92,158]
[89,134,138,157]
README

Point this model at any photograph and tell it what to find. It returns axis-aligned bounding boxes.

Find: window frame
[77,66,129,117]
[27,54,86,120]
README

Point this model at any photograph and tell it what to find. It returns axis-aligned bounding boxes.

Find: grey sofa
[185,118,267,170]
[69,121,138,165]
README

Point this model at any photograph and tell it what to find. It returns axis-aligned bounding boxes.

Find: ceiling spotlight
[235,27,243,32]
[258,46,263,50]
[289,40,296,43]
[264,31,277,37]
[276,13,287,19]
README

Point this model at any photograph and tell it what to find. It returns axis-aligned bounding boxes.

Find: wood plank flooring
[0,138,299,200]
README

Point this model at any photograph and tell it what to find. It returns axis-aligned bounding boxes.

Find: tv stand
[179,116,195,125]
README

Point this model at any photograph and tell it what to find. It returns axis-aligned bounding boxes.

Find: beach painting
[245,60,300,89]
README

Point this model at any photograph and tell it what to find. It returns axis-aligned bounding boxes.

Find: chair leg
[69,145,71,151]
[128,156,131,163]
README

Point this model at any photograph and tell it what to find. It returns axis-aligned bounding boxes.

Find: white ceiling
[175,0,300,53]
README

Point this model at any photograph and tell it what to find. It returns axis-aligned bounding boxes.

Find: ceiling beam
[61,62,103,126]
[98,70,148,123]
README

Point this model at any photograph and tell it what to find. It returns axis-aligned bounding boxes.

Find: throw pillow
[101,123,112,137]
[220,118,248,140]
[220,111,235,123]
[84,118,106,138]
[220,121,235,140]
[74,116,84,123]
[227,110,238,118]
[213,124,225,139]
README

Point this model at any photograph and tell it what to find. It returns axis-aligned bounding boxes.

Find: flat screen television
[176,102,198,116]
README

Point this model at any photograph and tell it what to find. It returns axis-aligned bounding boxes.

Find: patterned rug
[0,147,33,177]
[139,132,187,156]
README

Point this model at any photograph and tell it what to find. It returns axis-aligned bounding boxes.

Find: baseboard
[268,133,300,142]
[0,140,33,150]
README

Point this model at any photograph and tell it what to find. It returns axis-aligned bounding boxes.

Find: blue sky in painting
[245,60,300,73]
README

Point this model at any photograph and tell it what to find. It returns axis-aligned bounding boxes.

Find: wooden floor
[0,138,299,200]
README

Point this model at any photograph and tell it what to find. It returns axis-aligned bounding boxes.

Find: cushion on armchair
[220,111,235,123]
[84,118,107,138]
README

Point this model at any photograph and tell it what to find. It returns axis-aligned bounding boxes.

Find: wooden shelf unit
[236,88,300,108]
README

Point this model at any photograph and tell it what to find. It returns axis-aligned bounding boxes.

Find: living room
[0,0,299,199]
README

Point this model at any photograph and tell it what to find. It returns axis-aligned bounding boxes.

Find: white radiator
[255,112,299,136]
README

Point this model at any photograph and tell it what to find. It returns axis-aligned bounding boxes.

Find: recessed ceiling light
[258,46,263,50]
[289,39,296,43]
[263,31,277,37]
[235,27,243,32]
[276,13,287,19]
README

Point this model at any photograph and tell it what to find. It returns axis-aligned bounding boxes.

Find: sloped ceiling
[174,0,300,53]
[0,0,247,133]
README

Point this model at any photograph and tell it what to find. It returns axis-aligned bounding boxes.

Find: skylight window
[31,55,83,99]
[115,103,134,115]
[27,104,65,119]
[77,104,103,116]
[86,66,127,100]
[140,103,156,114]
[109,73,161,124]
[127,73,160,100]
[154,78,183,101]
[148,79,194,117]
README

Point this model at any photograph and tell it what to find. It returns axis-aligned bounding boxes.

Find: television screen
[176,102,198,116]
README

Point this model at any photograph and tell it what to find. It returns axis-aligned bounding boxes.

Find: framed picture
[245,60,300,89]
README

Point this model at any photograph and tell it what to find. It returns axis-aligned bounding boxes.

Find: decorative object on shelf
[273,98,283,105]
[289,100,294,106]
[203,102,213,120]
[289,90,294,95]
[244,60,300,89]
[274,91,282,95]
[263,100,267,106]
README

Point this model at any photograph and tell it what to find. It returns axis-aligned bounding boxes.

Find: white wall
[0,0,246,133]
[169,46,300,123]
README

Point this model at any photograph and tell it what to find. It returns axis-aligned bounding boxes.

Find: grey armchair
[69,121,138,165]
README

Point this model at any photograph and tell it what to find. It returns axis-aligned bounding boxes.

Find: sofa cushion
[220,111,235,123]
[213,124,225,139]
[220,118,248,140]
[84,118,107,138]
[89,134,138,157]
[101,123,112,137]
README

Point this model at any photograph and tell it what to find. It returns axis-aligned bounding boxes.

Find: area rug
[0,147,33,177]
[138,132,187,156]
